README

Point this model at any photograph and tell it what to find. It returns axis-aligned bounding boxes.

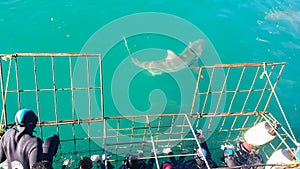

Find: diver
[0,108,60,169]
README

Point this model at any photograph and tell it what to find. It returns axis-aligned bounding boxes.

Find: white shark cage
[0,53,298,168]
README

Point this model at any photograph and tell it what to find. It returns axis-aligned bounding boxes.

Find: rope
[1,54,13,126]
[123,36,133,57]
[260,62,297,143]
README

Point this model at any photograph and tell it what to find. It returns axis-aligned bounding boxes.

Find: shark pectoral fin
[189,60,203,78]
[166,50,178,60]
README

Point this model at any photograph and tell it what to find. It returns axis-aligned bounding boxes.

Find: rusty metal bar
[130,117,135,153]
[103,118,108,169]
[0,53,101,57]
[99,55,104,119]
[5,86,102,93]
[185,114,211,169]
[116,118,121,158]
[146,115,160,169]
[180,114,187,149]
[206,62,286,68]
[262,65,278,113]
[14,58,21,110]
[33,56,44,140]
[190,66,204,116]
[51,56,60,138]
[167,115,175,147]
[253,65,275,115]
[105,124,189,132]
[0,59,7,126]
[1,112,267,128]
[106,137,197,146]
[201,67,215,116]
[197,88,272,95]
[85,55,92,156]
[69,56,77,155]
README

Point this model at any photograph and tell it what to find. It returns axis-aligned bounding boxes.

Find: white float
[265,148,295,169]
[244,121,280,146]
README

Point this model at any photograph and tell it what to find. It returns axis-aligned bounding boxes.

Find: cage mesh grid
[0,54,297,168]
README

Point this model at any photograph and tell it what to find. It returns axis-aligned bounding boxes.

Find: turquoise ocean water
[0,0,300,168]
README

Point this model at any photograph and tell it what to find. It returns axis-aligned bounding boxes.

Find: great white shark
[131,39,206,75]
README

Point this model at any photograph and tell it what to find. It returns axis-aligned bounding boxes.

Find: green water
[1,0,300,168]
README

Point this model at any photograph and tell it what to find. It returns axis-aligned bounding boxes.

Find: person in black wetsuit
[119,155,146,169]
[161,147,188,169]
[78,157,93,169]
[183,129,218,169]
[221,142,264,169]
[0,108,60,169]
[235,142,264,169]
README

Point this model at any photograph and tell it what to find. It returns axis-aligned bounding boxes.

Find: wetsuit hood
[15,109,38,138]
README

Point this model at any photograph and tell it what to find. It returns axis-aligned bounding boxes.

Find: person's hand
[150,149,160,156]
[63,159,74,167]
[162,148,172,154]
[196,129,204,138]
[91,154,100,162]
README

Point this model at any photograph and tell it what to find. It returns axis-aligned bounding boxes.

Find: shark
[131,39,206,75]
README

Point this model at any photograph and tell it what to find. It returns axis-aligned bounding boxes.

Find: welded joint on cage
[1,54,17,61]
[253,111,269,116]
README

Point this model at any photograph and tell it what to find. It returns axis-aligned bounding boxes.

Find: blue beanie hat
[15,109,38,126]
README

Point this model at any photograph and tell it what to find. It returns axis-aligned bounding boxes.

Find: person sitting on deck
[182,129,218,169]
[0,108,60,169]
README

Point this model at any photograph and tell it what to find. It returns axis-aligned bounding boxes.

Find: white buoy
[244,121,280,146]
[265,148,295,169]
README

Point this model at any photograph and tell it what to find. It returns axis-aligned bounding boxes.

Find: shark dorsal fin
[166,50,178,60]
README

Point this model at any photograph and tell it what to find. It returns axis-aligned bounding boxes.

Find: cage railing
[0,53,298,168]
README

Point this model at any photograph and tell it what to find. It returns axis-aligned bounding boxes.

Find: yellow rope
[260,62,297,143]
[1,54,13,126]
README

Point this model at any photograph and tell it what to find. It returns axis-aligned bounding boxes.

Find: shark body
[131,39,206,75]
